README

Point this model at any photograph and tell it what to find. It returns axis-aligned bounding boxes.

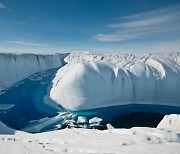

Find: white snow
[157,114,180,131]
[0,52,180,153]
[77,116,87,124]
[50,52,180,110]
[106,123,115,129]
[23,112,73,133]
[89,117,103,124]
[0,53,68,91]
[0,119,180,154]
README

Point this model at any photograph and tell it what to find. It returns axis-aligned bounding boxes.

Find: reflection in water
[109,112,165,128]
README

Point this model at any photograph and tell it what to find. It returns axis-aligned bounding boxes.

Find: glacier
[0,53,69,130]
[0,52,180,132]
[50,52,180,110]
[0,53,68,91]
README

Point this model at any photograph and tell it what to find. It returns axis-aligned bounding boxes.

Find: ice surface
[0,52,180,133]
[0,53,68,91]
[23,112,74,133]
[0,119,180,154]
[106,123,115,129]
[89,117,103,124]
[157,114,180,131]
[77,116,87,124]
[50,52,180,110]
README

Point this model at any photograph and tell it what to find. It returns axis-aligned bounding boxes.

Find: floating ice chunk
[23,112,73,133]
[77,116,87,124]
[106,123,115,129]
[89,117,103,124]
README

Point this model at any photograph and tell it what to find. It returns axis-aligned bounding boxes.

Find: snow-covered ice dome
[49,52,180,110]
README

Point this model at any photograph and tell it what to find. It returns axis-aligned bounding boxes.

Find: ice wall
[0,53,69,91]
[50,52,180,110]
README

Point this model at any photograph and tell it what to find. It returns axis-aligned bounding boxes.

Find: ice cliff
[50,52,180,110]
[0,53,68,91]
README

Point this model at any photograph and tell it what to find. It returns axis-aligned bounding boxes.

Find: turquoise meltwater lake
[0,68,180,132]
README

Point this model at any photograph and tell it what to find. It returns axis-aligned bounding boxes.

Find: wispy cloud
[5,40,49,47]
[95,6,180,42]
[0,2,6,9]
[8,8,13,12]
[29,17,37,21]
[0,2,13,12]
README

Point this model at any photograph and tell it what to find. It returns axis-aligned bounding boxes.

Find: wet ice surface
[0,104,15,111]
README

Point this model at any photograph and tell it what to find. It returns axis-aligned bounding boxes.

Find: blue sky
[0,0,180,53]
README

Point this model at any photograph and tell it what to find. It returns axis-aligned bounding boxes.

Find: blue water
[74,104,180,120]
[0,68,180,132]
[74,104,180,128]
[0,68,59,129]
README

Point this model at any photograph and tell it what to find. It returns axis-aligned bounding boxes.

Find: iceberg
[50,52,180,110]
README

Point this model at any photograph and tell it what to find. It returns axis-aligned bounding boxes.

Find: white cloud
[95,5,180,42]
[5,40,49,47]
[96,33,138,42]
[109,14,176,28]
[0,2,13,12]
[120,5,180,21]
[0,2,6,9]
